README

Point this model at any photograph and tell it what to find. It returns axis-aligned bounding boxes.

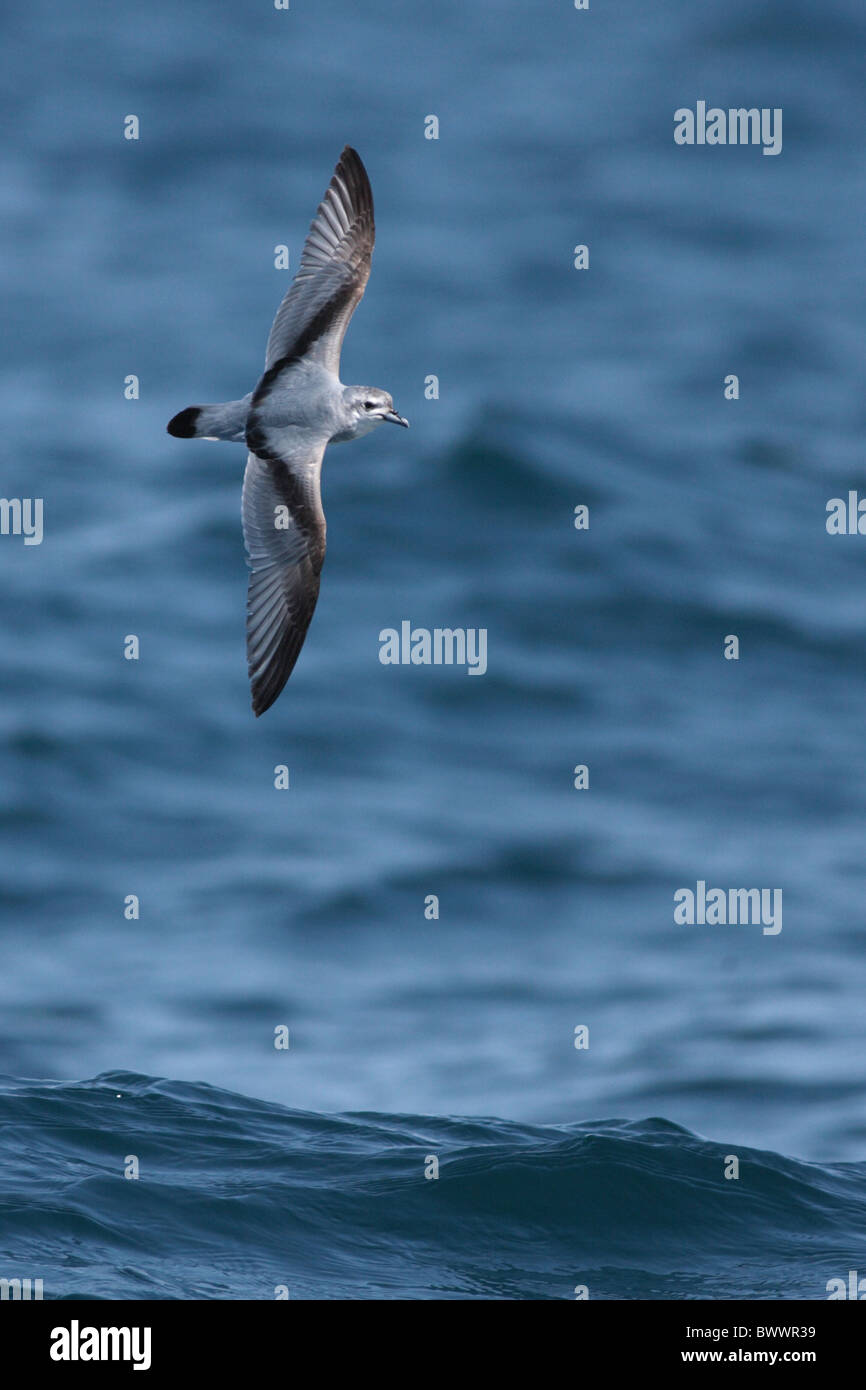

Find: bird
[166,146,408,716]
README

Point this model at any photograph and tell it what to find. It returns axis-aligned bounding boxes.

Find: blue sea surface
[4,1072,865,1300]
[1,0,866,1298]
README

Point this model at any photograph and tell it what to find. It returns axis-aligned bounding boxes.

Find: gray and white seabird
[167,146,408,716]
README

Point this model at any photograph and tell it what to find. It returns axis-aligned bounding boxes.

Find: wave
[0,1073,862,1299]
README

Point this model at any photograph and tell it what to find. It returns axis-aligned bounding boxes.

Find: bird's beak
[384,409,409,428]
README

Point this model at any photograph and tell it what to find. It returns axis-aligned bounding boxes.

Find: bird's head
[340,386,409,439]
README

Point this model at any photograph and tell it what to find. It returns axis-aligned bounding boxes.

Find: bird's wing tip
[337,146,369,185]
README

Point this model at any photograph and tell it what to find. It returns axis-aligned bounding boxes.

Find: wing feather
[263,146,374,376]
[241,448,327,715]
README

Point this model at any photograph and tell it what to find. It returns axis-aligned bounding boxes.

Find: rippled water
[4,1073,864,1300]
[1,0,865,1301]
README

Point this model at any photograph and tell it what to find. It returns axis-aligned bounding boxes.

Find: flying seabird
[167,146,408,716]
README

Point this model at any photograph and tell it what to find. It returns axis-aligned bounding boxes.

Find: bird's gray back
[245,358,344,463]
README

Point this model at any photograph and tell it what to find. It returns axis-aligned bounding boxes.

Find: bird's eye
[364,400,376,411]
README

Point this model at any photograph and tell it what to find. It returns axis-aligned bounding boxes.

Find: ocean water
[4,1072,865,1300]
[1,0,866,1299]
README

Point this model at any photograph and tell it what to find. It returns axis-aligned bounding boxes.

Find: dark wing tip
[167,406,201,438]
[252,688,285,717]
[338,145,364,175]
[334,146,373,225]
[250,655,294,717]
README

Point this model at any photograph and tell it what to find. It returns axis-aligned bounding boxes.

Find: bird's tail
[166,394,252,443]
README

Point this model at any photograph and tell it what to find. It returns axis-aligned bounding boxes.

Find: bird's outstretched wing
[242,446,326,716]
[263,146,375,376]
